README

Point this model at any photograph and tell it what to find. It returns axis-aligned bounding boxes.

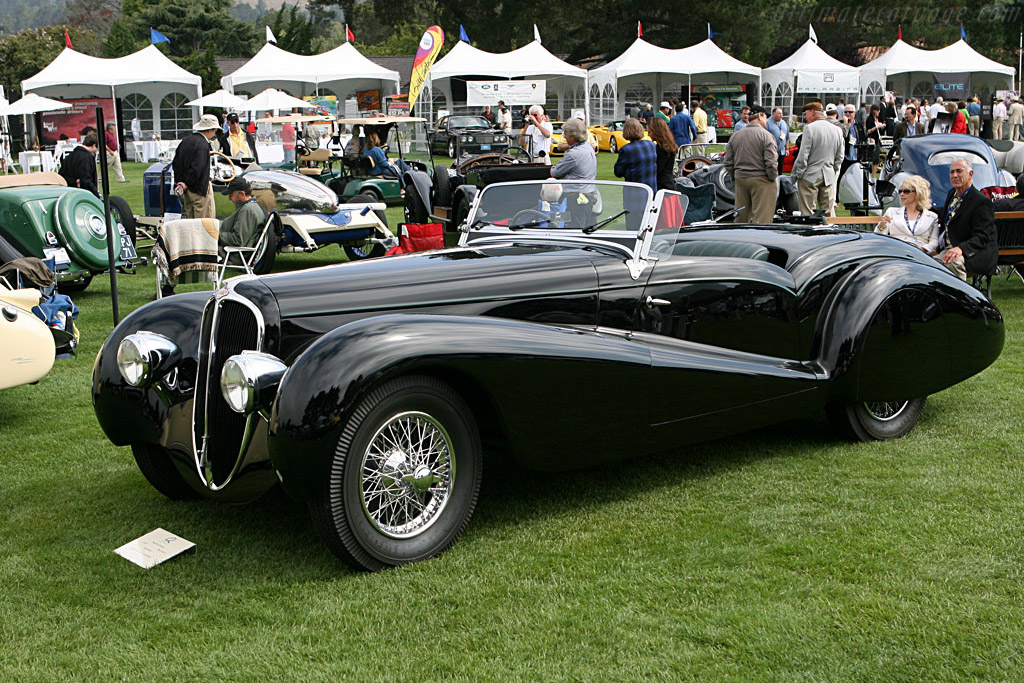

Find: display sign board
[38,98,116,146]
[934,73,971,100]
[466,80,547,106]
[114,528,195,568]
[795,70,860,94]
[303,95,338,117]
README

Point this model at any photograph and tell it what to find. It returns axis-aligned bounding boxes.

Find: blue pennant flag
[960,23,967,41]
[459,25,470,43]
[150,28,170,45]
[707,23,720,40]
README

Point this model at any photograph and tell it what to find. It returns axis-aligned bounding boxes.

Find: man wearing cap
[723,105,778,224]
[992,97,1007,140]
[656,102,672,125]
[841,104,860,177]
[792,101,844,217]
[225,112,258,161]
[824,103,848,135]
[218,176,267,258]
[104,122,128,183]
[1009,97,1024,141]
[691,101,709,155]
[172,114,219,220]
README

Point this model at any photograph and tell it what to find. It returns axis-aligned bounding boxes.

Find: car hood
[252,242,607,320]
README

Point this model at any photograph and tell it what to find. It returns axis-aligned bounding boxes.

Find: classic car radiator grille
[194,297,260,486]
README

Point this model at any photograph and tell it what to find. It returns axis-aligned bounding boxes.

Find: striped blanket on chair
[155,218,220,284]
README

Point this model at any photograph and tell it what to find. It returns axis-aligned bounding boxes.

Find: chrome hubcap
[863,400,910,421]
[360,411,454,539]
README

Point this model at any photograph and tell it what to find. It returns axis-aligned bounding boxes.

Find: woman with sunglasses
[875,174,941,254]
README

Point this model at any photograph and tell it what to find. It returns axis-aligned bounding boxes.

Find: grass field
[1,160,1022,679]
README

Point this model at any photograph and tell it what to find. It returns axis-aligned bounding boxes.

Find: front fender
[92,292,211,446]
[405,168,433,214]
[815,259,1003,402]
[268,314,652,500]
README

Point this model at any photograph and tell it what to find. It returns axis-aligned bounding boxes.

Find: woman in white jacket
[876,174,941,255]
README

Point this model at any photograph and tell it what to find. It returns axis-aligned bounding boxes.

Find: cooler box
[143,162,182,217]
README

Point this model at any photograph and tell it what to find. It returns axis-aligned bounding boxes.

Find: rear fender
[268,314,652,500]
[815,260,1003,402]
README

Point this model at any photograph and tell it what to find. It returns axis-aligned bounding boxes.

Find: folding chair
[216,210,280,285]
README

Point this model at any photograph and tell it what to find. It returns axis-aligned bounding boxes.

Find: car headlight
[495,135,506,142]
[220,351,288,415]
[116,332,180,387]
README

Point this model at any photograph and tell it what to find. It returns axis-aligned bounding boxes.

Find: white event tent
[425,40,587,121]
[22,45,202,140]
[859,39,1015,104]
[221,42,400,104]
[588,38,761,123]
[761,39,859,116]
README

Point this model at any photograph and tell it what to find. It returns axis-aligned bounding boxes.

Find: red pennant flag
[346,24,355,42]
[64,28,73,49]
[897,25,902,40]
[637,21,643,38]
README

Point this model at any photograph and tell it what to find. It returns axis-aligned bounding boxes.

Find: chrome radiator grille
[193,293,262,488]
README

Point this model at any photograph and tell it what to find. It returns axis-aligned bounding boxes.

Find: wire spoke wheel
[360,411,454,539]
[862,400,910,421]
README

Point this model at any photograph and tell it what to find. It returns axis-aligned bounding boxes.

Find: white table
[137,140,172,162]
[19,150,56,173]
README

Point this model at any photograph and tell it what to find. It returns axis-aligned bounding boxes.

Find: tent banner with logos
[933,73,971,100]
[466,80,546,106]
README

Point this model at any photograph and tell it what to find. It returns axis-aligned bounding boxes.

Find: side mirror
[875,179,896,196]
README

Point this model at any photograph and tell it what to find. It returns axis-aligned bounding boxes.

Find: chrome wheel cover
[863,400,910,421]
[360,411,455,539]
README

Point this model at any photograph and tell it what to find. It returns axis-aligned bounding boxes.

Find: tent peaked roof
[857,39,935,75]
[590,38,688,78]
[765,39,854,72]
[931,39,1015,76]
[429,40,584,80]
[221,42,400,91]
[23,45,201,91]
[591,37,760,79]
[676,39,760,77]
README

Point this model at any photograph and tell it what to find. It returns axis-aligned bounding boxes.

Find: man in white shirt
[992,97,1007,140]
[522,104,553,164]
[929,97,944,121]
[496,100,513,134]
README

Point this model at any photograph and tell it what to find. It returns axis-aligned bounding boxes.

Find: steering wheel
[883,144,901,175]
[295,139,310,160]
[504,146,531,162]
[509,209,551,228]
[458,153,523,173]
[210,151,238,183]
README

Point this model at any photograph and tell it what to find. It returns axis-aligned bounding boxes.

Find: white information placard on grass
[114,528,195,569]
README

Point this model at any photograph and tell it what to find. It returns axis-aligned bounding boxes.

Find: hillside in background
[0,0,285,33]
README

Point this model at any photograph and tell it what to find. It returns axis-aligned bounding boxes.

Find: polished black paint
[93,222,1004,508]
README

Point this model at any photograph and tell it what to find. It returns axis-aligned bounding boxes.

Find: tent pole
[1019,30,1022,93]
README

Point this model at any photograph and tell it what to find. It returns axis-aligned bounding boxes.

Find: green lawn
[1,161,1023,679]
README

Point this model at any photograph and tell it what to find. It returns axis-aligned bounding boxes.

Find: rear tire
[826,397,927,441]
[107,195,137,246]
[131,444,200,500]
[610,137,618,153]
[308,375,482,571]
[433,164,452,208]
[405,184,429,224]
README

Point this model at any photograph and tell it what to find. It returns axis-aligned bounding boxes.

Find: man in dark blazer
[57,133,100,197]
[893,106,926,141]
[938,158,997,280]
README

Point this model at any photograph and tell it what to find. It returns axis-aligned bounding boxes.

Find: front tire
[309,376,482,571]
[610,137,618,153]
[131,444,200,500]
[827,397,927,441]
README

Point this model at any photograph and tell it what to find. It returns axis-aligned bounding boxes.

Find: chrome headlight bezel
[116,332,180,387]
[220,351,288,414]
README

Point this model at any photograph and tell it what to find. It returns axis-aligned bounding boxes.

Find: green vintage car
[0,172,137,291]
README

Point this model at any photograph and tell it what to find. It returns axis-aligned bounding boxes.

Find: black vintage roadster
[93,180,1003,571]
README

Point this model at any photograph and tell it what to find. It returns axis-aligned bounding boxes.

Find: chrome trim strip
[190,281,267,491]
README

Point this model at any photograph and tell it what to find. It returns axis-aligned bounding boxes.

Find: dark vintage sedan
[93,180,1004,571]
[429,114,509,158]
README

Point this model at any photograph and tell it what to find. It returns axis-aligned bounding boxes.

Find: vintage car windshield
[466,180,654,236]
[449,116,491,129]
[244,169,338,213]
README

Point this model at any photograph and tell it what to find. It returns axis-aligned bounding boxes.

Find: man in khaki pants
[793,102,844,217]
[723,105,778,223]
[171,114,218,219]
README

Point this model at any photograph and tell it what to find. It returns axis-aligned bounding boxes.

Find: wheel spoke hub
[863,400,910,421]
[360,411,454,538]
